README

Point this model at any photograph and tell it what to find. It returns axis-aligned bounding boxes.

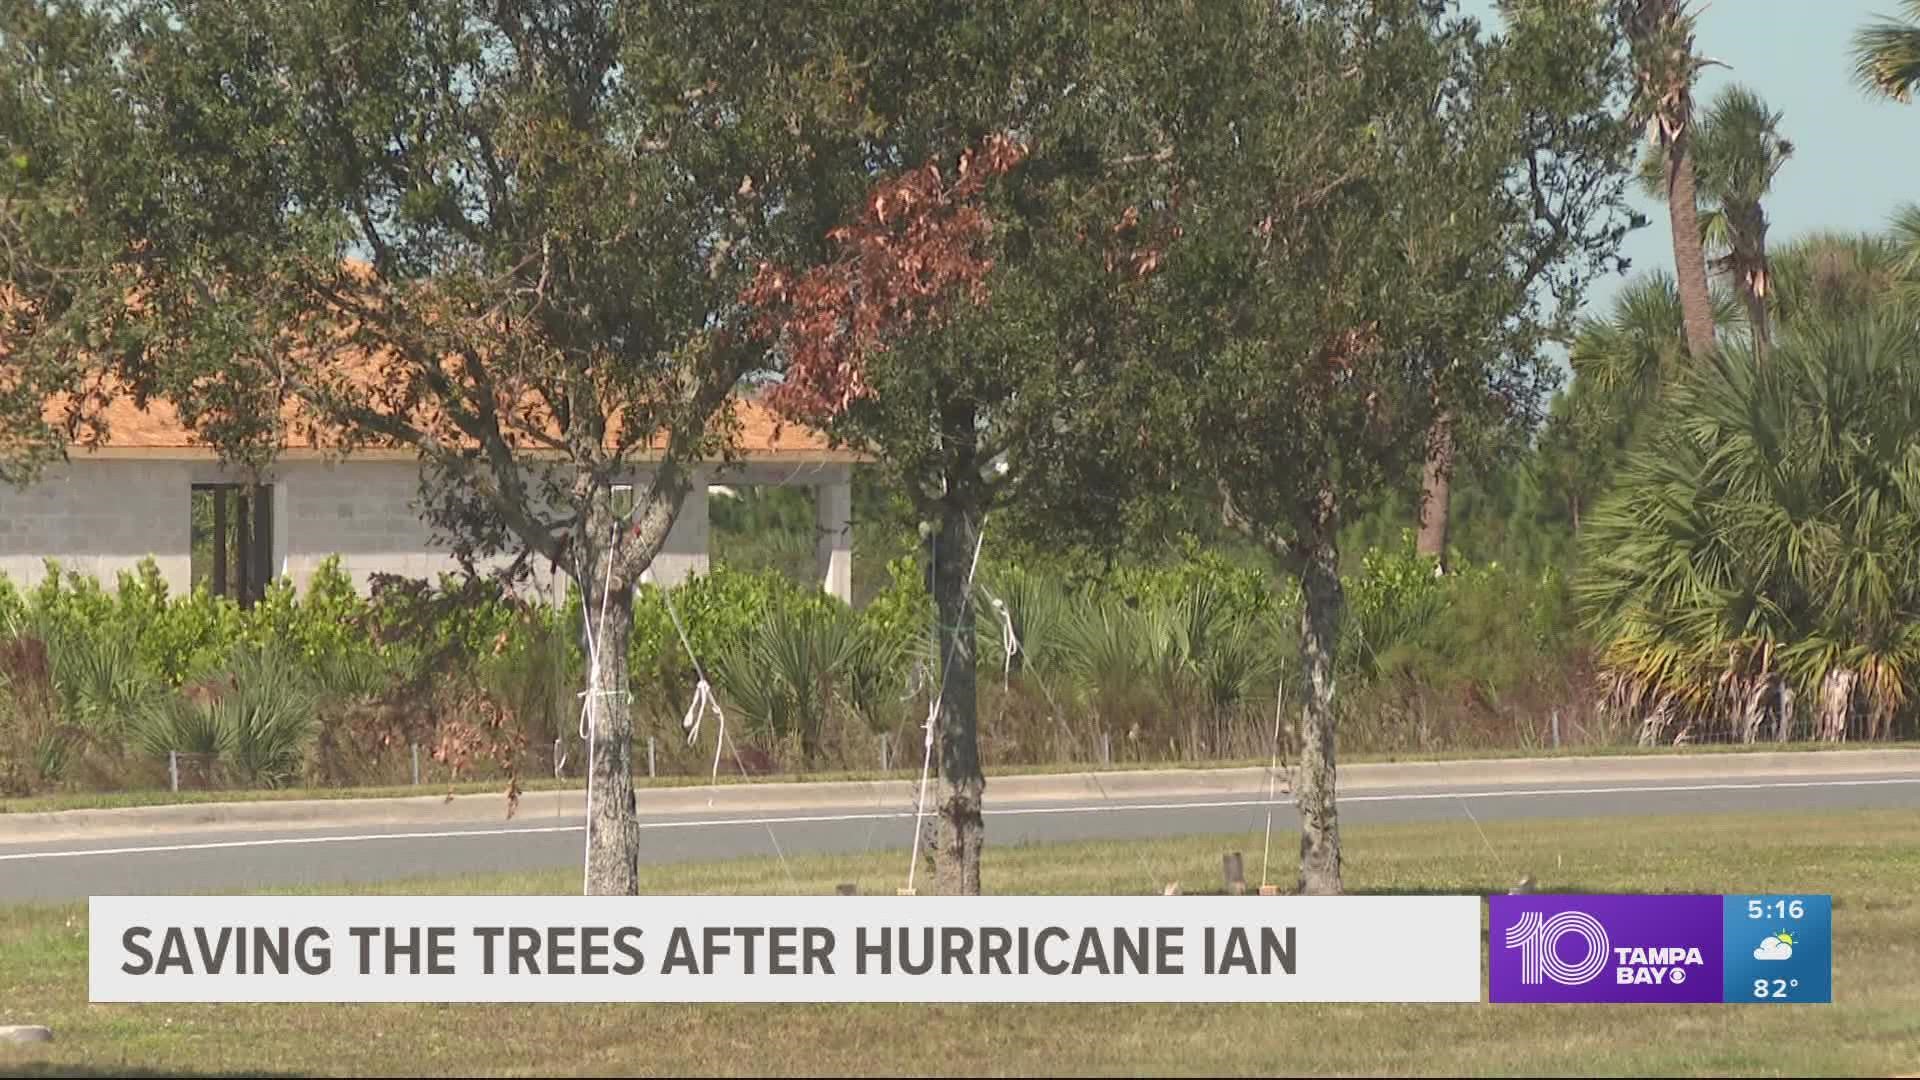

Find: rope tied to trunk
[981,587,1020,689]
[639,536,730,801]
[905,514,989,894]
[576,516,624,896]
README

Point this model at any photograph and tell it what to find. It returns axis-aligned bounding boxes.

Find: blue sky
[1464,0,1920,320]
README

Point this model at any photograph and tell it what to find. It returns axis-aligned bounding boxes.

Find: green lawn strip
[8,739,1910,816]
[2,809,1916,1076]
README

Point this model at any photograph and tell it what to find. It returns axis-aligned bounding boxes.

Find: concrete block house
[0,390,860,605]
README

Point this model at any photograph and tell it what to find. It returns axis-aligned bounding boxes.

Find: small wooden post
[1101,732,1111,765]
[1223,852,1246,895]
[1551,709,1562,749]
[169,750,179,794]
[1258,884,1281,897]
[648,736,657,778]
[411,743,421,785]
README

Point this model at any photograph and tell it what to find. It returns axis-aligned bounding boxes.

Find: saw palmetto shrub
[1579,310,1920,744]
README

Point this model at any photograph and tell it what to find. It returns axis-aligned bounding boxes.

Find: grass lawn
[2,809,1917,1077]
[7,739,1911,815]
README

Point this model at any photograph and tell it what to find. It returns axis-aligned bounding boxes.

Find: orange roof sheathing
[9,264,857,464]
[52,387,851,462]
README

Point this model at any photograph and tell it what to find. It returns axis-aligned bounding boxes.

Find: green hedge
[0,538,1588,796]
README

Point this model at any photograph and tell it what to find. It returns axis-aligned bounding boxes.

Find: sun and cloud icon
[1754,931,1797,961]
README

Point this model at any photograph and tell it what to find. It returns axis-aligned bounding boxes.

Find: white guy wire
[905,516,988,894]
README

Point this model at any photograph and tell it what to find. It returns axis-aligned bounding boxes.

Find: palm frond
[1578,299,1920,741]
[1852,5,1920,102]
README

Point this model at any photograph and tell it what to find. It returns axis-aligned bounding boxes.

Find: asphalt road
[3,771,1916,903]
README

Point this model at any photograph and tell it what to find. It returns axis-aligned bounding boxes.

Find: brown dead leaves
[742,134,1028,423]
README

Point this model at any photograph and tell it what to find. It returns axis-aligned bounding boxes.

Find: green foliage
[364,574,518,672]
[1768,230,1920,327]
[130,584,247,687]
[630,565,821,693]
[134,694,223,761]
[712,602,860,754]
[1634,84,1793,336]
[1579,309,1920,743]
[0,527,1603,793]
[1099,0,1637,569]
[978,564,1072,678]
[707,486,818,586]
[1108,544,1280,622]
[215,646,321,787]
[860,557,935,667]
[0,574,22,632]
[1851,0,1920,102]
[1345,538,1576,697]
[476,604,578,767]
[1345,540,1451,682]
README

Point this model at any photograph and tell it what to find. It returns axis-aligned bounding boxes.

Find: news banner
[86,893,1833,1004]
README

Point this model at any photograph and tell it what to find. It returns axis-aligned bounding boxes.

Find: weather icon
[1754,932,1796,961]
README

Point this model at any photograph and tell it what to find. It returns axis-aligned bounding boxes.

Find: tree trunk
[1416,411,1454,571]
[932,501,984,895]
[1664,139,1718,361]
[581,569,641,896]
[1739,673,1772,744]
[1637,693,1677,747]
[1816,668,1856,743]
[1294,521,1344,896]
[1741,282,1769,363]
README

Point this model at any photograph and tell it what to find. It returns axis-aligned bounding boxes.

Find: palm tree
[1623,0,1719,361]
[1890,203,1920,278]
[1577,306,1920,744]
[1569,270,1742,416]
[1698,90,1794,338]
[1767,229,1920,327]
[1852,0,1920,102]
[1662,86,1793,357]
[1555,272,1740,536]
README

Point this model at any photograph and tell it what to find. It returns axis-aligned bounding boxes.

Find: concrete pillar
[815,467,853,604]
[270,476,291,586]
[650,471,711,588]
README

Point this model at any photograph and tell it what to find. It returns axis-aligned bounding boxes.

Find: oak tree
[737,0,1184,894]
[1,0,831,894]
[1092,0,1637,893]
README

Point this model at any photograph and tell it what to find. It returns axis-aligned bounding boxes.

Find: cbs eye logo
[1503,910,1610,986]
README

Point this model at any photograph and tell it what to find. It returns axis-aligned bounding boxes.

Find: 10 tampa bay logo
[1488,895,1724,1003]
[1504,909,1706,987]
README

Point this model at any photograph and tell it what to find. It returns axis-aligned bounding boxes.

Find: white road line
[2,776,1914,863]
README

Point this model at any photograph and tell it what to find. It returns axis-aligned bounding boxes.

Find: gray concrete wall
[0,458,196,595]
[0,455,735,598]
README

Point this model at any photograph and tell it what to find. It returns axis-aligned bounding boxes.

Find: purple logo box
[1489,895,1723,1003]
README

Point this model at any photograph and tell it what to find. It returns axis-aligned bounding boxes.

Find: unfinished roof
[54,389,855,463]
[7,266,859,464]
